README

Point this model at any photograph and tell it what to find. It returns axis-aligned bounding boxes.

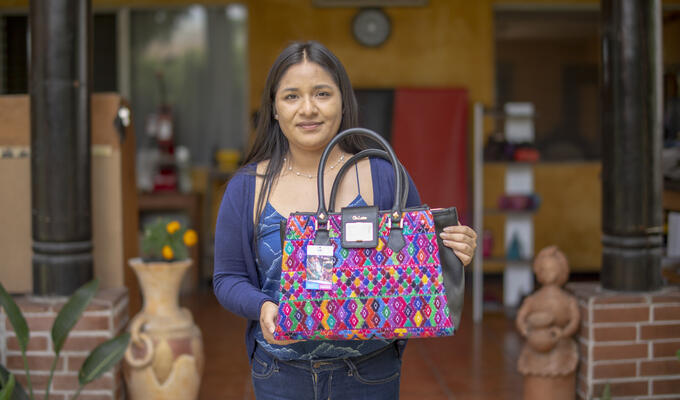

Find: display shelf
[484,257,535,264]
[484,161,538,166]
[479,260,506,274]
[484,209,537,216]
[472,102,538,323]
[482,258,536,274]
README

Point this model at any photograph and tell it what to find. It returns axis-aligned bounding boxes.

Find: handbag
[274,128,461,341]
[328,149,465,330]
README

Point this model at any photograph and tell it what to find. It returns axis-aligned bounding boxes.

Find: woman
[213,41,477,400]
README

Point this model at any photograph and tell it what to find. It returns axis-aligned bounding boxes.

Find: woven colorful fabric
[274,209,454,340]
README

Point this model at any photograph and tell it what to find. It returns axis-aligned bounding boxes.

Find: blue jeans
[251,341,405,400]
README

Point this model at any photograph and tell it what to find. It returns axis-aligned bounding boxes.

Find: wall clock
[352,8,391,47]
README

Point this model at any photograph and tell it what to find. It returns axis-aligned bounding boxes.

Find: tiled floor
[183,279,526,400]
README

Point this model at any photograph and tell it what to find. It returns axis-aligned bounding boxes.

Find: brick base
[568,282,680,399]
[1,288,128,400]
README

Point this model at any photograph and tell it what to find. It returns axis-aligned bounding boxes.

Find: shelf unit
[472,102,538,322]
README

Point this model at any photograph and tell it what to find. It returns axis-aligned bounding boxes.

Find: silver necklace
[283,154,345,179]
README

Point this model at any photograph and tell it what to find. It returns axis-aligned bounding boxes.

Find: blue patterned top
[253,196,392,361]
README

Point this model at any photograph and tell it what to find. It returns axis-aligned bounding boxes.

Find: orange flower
[183,229,198,247]
[166,221,181,234]
[162,245,174,260]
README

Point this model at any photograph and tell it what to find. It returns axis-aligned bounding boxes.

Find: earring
[274,114,279,120]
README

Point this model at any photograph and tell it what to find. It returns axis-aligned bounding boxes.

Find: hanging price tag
[305,245,334,290]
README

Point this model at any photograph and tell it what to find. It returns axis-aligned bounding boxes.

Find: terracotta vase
[124,258,204,400]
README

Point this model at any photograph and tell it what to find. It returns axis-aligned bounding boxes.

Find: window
[495,9,601,160]
[0,13,117,94]
[129,5,248,165]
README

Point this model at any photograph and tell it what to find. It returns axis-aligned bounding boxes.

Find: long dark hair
[243,41,367,235]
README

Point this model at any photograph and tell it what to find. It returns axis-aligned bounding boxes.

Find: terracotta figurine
[516,246,580,400]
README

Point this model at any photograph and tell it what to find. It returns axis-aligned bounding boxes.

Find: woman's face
[273,61,342,154]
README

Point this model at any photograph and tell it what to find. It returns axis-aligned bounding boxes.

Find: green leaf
[52,280,99,354]
[677,349,680,361]
[0,373,14,400]
[0,365,29,400]
[78,333,130,385]
[175,245,187,261]
[602,382,611,400]
[170,234,187,261]
[0,283,29,353]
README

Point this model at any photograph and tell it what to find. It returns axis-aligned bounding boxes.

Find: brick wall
[568,282,680,399]
[0,288,128,400]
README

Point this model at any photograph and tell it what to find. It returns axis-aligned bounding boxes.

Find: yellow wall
[665,18,680,66]
[246,0,494,112]
[495,0,680,5]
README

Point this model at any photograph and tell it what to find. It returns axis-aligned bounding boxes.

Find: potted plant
[139,218,198,262]
[123,218,204,400]
[0,280,130,400]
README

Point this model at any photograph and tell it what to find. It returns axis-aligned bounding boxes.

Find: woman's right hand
[260,301,300,345]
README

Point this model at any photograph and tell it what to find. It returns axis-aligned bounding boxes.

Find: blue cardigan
[213,157,420,359]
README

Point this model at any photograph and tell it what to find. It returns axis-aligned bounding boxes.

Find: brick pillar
[0,288,128,400]
[568,282,680,399]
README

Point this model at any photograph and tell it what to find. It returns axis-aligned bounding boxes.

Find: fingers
[453,249,473,266]
[259,301,279,343]
[440,225,477,267]
[260,301,278,335]
[443,225,477,239]
[445,240,474,266]
[440,239,476,250]
[440,225,477,244]
[259,301,301,345]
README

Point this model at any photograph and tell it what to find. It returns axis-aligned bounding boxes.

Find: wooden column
[600,0,663,291]
[30,0,93,295]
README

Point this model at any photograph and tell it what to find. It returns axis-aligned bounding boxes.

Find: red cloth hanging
[391,88,469,224]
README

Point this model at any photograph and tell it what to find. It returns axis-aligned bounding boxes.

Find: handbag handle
[316,128,403,223]
[328,148,409,213]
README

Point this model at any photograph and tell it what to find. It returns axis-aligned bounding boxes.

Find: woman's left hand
[440,225,477,266]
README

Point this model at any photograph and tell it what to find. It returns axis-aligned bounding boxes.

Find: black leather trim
[387,226,406,253]
[432,207,465,329]
[279,220,287,250]
[313,229,330,246]
[341,206,379,248]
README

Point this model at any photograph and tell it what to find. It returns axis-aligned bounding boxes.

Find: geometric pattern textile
[274,209,455,340]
